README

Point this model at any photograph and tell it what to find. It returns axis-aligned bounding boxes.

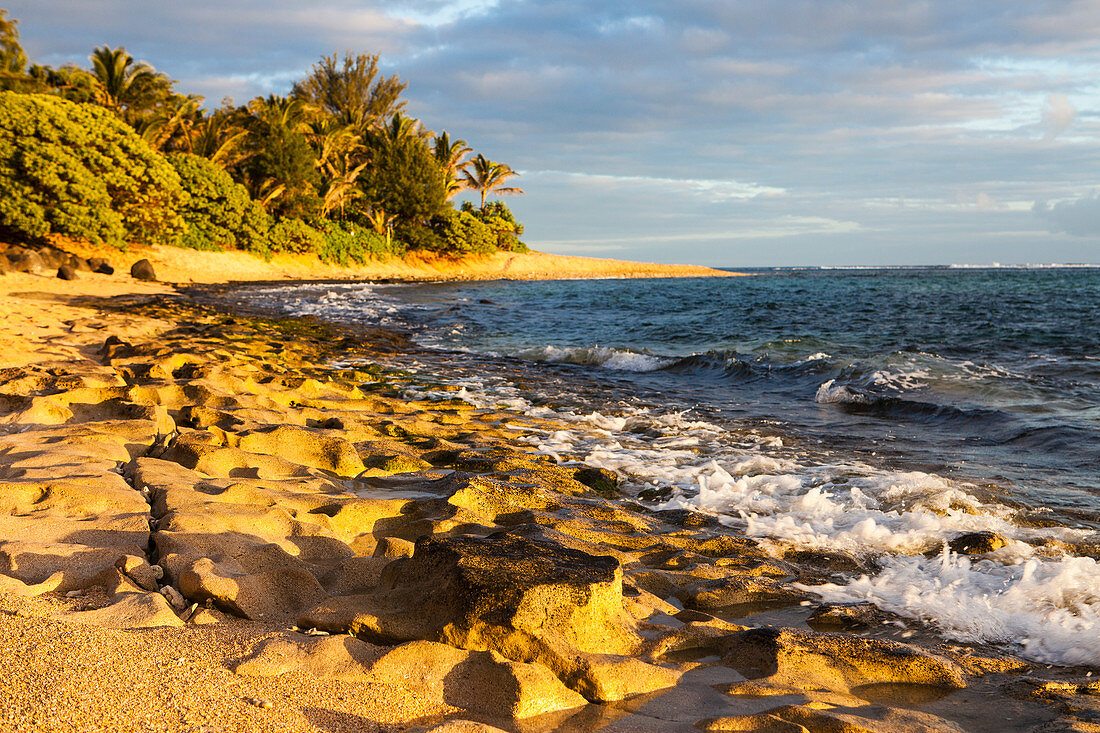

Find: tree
[433,131,471,200]
[0,10,26,84]
[192,108,248,168]
[461,153,524,209]
[292,52,406,132]
[89,46,169,118]
[238,95,321,219]
[358,129,446,227]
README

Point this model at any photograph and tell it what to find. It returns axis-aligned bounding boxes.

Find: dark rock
[676,575,813,611]
[718,626,966,690]
[36,247,67,268]
[0,255,8,275]
[88,257,114,275]
[67,256,92,271]
[638,486,673,502]
[948,531,1007,555]
[573,467,619,496]
[807,601,885,630]
[130,259,157,281]
[57,265,78,281]
[9,250,44,273]
[784,548,869,574]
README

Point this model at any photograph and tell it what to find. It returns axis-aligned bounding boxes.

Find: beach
[2,247,1099,733]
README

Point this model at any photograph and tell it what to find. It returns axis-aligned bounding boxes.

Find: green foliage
[169,152,271,253]
[0,92,185,247]
[359,132,446,226]
[268,218,326,254]
[460,201,527,252]
[314,219,404,265]
[394,221,445,252]
[437,208,495,254]
[0,10,27,78]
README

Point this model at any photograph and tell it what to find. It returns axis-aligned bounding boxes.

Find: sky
[8,1,1100,266]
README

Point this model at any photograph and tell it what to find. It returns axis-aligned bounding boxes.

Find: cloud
[1041,93,1076,140]
[1033,194,1100,236]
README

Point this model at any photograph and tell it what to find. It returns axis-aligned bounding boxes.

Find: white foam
[514,345,674,372]
[800,551,1100,666]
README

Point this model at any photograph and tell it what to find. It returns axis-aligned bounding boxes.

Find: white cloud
[1041,93,1076,140]
[528,170,785,201]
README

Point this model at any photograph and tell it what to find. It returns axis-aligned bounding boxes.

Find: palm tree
[292,52,406,132]
[433,131,472,200]
[461,154,524,209]
[89,45,158,112]
[192,111,249,168]
[139,94,203,152]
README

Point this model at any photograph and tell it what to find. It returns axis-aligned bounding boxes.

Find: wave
[814,379,1013,429]
[511,345,675,372]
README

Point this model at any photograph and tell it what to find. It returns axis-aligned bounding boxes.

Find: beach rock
[236,635,586,719]
[130,259,157,281]
[68,256,92,272]
[807,601,887,631]
[949,530,1008,555]
[236,425,366,477]
[419,722,510,733]
[699,704,965,733]
[299,532,671,700]
[57,265,78,281]
[573,467,619,496]
[9,249,44,273]
[676,575,813,611]
[0,254,8,274]
[61,591,185,629]
[88,257,114,275]
[718,627,966,693]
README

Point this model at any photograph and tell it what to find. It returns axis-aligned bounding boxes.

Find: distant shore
[56,238,743,285]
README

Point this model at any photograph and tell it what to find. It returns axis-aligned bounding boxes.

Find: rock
[130,258,157,281]
[420,722,510,733]
[700,704,965,733]
[718,627,966,693]
[236,635,586,719]
[61,591,185,629]
[676,575,813,611]
[57,265,78,280]
[807,601,886,631]
[236,425,366,477]
[160,584,188,610]
[574,467,619,496]
[372,536,416,559]
[67,256,92,271]
[0,255,9,275]
[88,257,114,275]
[948,531,1007,555]
[299,532,666,700]
[9,249,44,273]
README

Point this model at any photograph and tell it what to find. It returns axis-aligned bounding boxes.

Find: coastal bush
[0,92,185,247]
[314,220,404,265]
[169,152,271,253]
[268,218,326,254]
[438,209,496,254]
[460,201,527,252]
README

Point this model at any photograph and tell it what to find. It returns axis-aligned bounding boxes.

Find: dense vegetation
[0,11,526,261]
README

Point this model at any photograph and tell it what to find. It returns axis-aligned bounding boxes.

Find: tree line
[0,10,526,262]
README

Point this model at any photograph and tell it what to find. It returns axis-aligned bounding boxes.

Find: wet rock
[57,265,79,280]
[807,601,887,631]
[573,467,619,496]
[676,575,812,611]
[700,704,965,732]
[130,258,157,281]
[718,627,966,692]
[88,257,114,275]
[948,530,1007,555]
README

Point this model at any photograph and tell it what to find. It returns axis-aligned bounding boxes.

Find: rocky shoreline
[1,265,1098,732]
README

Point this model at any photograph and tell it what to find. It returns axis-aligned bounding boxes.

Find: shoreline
[50,238,745,285]
[1,268,1096,732]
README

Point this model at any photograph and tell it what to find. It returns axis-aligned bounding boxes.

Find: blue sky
[9,0,1100,266]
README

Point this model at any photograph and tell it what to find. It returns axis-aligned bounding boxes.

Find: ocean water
[239,267,1100,666]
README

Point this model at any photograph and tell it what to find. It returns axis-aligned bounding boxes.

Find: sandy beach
[1,247,1097,733]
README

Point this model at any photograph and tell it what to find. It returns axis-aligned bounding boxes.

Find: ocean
[238,266,1100,666]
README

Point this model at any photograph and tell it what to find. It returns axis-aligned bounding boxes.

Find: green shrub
[0,91,184,246]
[268,218,326,254]
[437,208,496,254]
[459,201,527,252]
[314,219,404,265]
[169,152,271,253]
[394,221,445,252]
